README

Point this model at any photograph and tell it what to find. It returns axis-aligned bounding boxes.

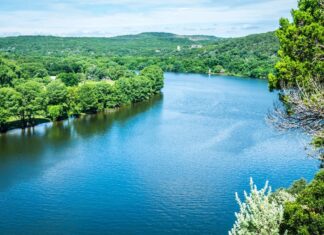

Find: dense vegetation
[0,32,278,79]
[268,0,323,90]
[0,28,280,131]
[269,0,323,155]
[230,170,324,235]
[0,58,164,132]
[231,0,323,234]
[280,170,324,234]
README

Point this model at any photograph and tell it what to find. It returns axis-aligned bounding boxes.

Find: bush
[57,72,81,86]
[280,170,324,235]
[47,105,66,121]
[78,82,99,113]
[229,178,294,235]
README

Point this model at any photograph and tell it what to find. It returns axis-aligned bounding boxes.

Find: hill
[0,31,278,78]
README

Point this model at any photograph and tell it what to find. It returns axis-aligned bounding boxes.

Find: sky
[0,0,297,37]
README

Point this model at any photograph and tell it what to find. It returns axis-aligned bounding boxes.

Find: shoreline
[0,107,123,135]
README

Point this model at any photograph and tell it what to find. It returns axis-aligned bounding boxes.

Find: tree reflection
[0,94,163,190]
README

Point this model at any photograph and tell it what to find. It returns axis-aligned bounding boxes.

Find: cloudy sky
[0,0,297,37]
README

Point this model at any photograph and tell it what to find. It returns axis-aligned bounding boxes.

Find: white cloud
[0,0,297,37]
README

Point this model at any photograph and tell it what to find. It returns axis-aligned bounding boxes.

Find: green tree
[86,65,106,80]
[67,86,81,116]
[94,81,116,110]
[107,65,134,81]
[0,87,21,131]
[15,81,45,127]
[78,82,99,113]
[57,72,81,86]
[129,76,153,102]
[34,68,49,78]
[47,105,66,121]
[115,77,133,104]
[140,65,164,93]
[46,80,68,120]
[46,80,68,105]
[280,170,324,235]
[267,0,324,157]
[269,0,324,90]
[0,58,21,87]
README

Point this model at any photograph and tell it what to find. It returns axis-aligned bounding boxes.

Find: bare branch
[267,79,324,160]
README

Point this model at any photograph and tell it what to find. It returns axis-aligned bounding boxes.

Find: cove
[0,73,318,234]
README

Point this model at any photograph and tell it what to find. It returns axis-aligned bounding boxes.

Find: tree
[94,81,118,110]
[57,72,81,86]
[86,65,106,80]
[47,105,67,121]
[34,68,49,78]
[15,81,45,127]
[140,65,164,93]
[67,86,81,116]
[20,62,46,78]
[78,82,99,113]
[267,0,324,159]
[115,77,133,104]
[107,65,134,81]
[268,0,323,90]
[46,80,68,105]
[280,170,324,235]
[0,87,21,131]
[128,76,153,102]
[0,57,21,87]
[46,80,68,120]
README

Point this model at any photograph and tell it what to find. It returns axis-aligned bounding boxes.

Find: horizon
[0,30,275,39]
[0,0,296,37]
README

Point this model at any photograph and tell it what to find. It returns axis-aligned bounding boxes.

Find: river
[0,73,318,234]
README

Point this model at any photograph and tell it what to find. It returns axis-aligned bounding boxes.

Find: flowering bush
[229,178,294,235]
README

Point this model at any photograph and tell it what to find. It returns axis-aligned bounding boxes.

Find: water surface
[0,73,318,234]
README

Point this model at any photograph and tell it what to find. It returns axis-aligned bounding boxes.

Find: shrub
[229,178,294,235]
[280,170,324,235]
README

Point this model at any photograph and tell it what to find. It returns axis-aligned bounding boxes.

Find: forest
[0,30,279,132]
[0,31,278,79]
[0,58,164,131]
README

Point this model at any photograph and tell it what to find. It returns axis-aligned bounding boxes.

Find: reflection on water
[0,94,163,189]
[0,74,318,234]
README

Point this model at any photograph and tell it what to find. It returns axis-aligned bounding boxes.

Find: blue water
[0,73,318,234]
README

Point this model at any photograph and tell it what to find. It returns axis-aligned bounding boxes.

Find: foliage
[267,0,324,159]
[66,86,81,116]
[46,80,68,120]
[0,42,164,131]
[47,105,65,121]
[0,57,21,86]
[15,80,45,127]
[265,2,324,234]
[78,82,100,113]
[86,65,107,80]
[280,170,324,235]
[46,80,68,105]
[140,65,164,93]
[229,178,294,235]
[0,32,279,79]
[269,0,324,90]
[106,65,135,80]
[57,72,81,86]
[0,87,21,131]
[286,178,308,195]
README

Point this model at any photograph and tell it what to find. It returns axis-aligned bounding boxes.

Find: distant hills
[0,32,221,56]
[0,31,279,78]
